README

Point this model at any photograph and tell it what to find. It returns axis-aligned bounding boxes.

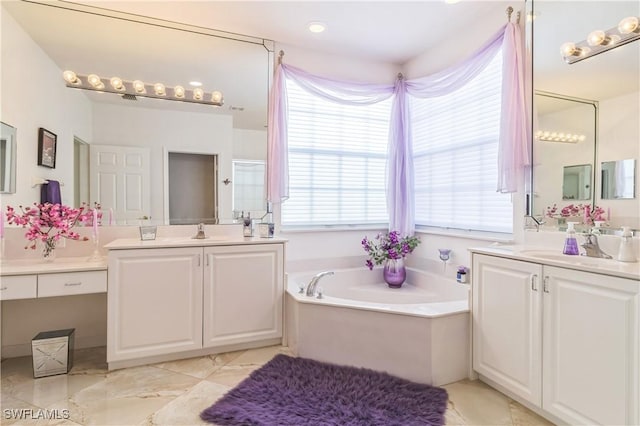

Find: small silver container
[31,329,75,378]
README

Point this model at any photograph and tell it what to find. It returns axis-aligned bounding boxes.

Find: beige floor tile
[142,380,231,425]
[60,365,199,426]
[152,350,244,379]
[509,400,555,426]
[226,345,292,366]
[444,379,514,426]
[203,363,259,388]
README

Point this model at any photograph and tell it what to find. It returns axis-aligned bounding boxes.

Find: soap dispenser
[563,221,580,255]
[617,226,637,262]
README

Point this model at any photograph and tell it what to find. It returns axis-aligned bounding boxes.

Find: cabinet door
[203,244,283,348]
[108,247,203,362]
[543,266,639,425]
[472,254,543,405]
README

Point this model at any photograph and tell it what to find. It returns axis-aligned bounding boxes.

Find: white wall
[0,8,92,208]
[233,128,267,160]
[92,103,234,222]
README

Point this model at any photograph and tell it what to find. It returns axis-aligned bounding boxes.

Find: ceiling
[70,0,514,66]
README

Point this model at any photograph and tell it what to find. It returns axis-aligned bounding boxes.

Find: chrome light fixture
[62,71,224,106]
[561,16,640,64]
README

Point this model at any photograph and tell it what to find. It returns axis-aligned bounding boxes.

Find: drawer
[38,271,107,297]
[0,275,38,300]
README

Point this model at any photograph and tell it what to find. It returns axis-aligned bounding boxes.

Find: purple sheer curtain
[498,22,531,193]
[267,21,529,232]
[388,77,415,236]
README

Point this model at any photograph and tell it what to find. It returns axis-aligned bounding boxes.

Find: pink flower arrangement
[361,231,421,270]
[545,203,607,225]
[5,203,95,256]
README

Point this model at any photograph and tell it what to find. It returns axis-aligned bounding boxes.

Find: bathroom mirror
[563,164,592,201]
[601,159,636,200]
[2,1,272,225]
[531,0,640,229]
[0,122,17,194]
[533,91,596,216]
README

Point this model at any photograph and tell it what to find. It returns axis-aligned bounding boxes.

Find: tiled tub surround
[286,267,470,386]
[470,245,639,425]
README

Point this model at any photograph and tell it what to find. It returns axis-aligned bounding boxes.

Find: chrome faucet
[305,271,334,296]
[581,232,612,259]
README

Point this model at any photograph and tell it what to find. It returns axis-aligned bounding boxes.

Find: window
[411,52,513,233]
[282,79,392,227]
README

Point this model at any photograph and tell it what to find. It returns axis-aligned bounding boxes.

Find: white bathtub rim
[287,266,469,319]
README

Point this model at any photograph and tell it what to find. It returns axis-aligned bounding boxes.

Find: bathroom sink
[518,250,614,266]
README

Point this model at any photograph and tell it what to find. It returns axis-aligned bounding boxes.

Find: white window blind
[282,80,392,227]
[411,52,513,233]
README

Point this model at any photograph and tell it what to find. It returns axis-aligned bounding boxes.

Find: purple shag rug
[200,354,448,426]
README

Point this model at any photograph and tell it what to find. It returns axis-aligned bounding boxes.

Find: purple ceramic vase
[383,258,406,288]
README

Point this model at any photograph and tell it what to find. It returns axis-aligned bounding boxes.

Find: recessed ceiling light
[308,22,327,33]
[189,81,203,87]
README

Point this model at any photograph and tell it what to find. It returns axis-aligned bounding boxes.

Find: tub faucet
[306,271,334,297]
[581,232,612,259]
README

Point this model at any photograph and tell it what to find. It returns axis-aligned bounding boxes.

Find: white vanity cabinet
[203,244,283,348]
[107,241,284,367]
[107,247,204,362]
[472,253,639,425]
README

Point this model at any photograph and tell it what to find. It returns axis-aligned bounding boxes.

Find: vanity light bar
[535,130,586,143]
[62,71,224,107]
[561,16,640,64]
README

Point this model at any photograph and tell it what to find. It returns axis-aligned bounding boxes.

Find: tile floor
[1,345,554,425]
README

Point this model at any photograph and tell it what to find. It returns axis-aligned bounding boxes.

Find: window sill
[415,226,514,243]
[280,224,387,234]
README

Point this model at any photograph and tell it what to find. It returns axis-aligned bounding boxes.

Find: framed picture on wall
[37,127,57,168]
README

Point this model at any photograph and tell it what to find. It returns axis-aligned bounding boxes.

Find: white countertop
[104,236,288,250]
[0,256,108,276]
[470,245,640,281]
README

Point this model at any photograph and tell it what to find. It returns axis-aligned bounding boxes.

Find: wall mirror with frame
[2,1,272,225]
[531,0,640,230]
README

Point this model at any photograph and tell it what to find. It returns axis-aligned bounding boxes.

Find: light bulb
[193,88,204,100]
[558,133,565,139]
[63,70,80,85]
[618,16,639,35]
[87,74,104,89]
[154,83,166,96]
[174,85,185,98]
[578,135,586,142]
[560,42,578,56]
[587,30,611,46]
[211,91,223,103]
[132,80,146,94]
[535,130,543,138]
[543,131,550,138]
[110,76,125,91]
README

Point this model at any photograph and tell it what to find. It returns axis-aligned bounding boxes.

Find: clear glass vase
[383,258,406,288]
[40,237,57,262]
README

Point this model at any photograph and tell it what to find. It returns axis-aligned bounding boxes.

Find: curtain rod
[278,50,285,65]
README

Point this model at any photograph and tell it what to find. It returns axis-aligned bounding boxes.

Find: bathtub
[285,267,470,386]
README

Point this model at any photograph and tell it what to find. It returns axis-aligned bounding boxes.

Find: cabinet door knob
[543,276,550,293]
[531,274,538,291]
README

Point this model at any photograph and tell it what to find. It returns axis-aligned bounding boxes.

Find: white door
[472,254,543,405]
[107,247,203,363]
[543,266,639,425]
[202,244,283,348]
[90,144,150,224]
